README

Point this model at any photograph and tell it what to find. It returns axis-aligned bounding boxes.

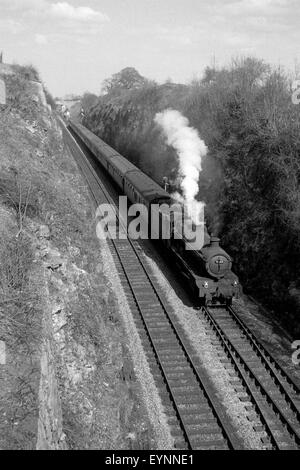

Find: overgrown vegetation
[4,72,40,121]
[0,65,45,448]
[83,59,300,334]
[0,63,153,449]
[11,64,41,82]
[3,64,56,119]
[0,232,41,449]
[0,64,94,448]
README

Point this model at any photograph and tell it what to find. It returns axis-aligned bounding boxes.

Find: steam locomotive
[68,120,239,305]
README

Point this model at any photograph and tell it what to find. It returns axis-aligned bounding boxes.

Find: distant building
[0,52,3,64]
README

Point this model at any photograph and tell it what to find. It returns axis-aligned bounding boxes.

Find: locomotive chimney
[162,176,169,192]
[210,237,220,247]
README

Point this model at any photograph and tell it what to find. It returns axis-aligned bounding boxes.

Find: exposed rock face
[36,307,67,450]
[0,78,155,448]
[28,81,47,109]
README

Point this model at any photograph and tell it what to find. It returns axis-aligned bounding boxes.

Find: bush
[11,64,41,82]
[4,73,39,120]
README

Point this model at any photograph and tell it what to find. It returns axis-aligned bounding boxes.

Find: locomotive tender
[69,119,239,305]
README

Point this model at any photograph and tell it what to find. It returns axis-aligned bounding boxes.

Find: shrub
[11,64,41,82]
[4,73,39,120]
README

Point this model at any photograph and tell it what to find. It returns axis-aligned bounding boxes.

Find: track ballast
[63,119,300,450]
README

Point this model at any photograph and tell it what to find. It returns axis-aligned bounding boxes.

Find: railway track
[63,119,300,450]
[63,121,244,450]
[201,306,300,449]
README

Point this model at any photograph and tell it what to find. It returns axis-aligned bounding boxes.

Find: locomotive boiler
[68,120,239,305]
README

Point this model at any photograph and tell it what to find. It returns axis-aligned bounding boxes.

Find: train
[68,119,239,305]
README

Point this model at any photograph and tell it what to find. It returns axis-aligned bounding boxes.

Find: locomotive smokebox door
[204,237,233,279]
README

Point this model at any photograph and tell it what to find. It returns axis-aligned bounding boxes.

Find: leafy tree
[81,92,98,111]
[201,66,218,84]
[101,67,148,95]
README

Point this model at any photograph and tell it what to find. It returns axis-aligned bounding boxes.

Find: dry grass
[0,227,42,449]
[0,65,73,448]
[0,235,42,347]
[0,62,154,449]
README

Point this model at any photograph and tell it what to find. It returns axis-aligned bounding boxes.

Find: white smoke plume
[154,109,208,223]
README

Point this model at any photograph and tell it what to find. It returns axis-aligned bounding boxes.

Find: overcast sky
[0,0,299,96]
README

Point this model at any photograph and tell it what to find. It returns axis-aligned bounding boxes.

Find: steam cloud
[154,109,207,223]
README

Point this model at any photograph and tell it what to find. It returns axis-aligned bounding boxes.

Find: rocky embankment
[0,64,153,450]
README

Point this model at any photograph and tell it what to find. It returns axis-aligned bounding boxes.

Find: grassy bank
[0,65,153,449]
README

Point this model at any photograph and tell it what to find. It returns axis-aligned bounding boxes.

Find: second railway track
[202,306,300,450]
[63,119,300,450]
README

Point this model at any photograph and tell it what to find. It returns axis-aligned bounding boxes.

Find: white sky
[0,0,299,96]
